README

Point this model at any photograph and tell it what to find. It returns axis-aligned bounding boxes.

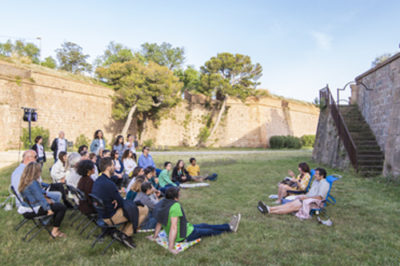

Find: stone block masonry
[354,52,400,177]
[0,60,319,150]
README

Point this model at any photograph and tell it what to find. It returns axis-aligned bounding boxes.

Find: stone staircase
[339,105,384,176]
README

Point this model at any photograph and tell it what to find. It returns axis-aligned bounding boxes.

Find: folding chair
[69,187,98,235]
[0,185,16,210]
[89,193,130,254]
[286,169,315,195]
[65,185,85,225]
[10,186,55,242]
[311,175,340,218]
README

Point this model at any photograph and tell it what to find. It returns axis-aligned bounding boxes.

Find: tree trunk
[207,97,227,143]
[121,105,137,137]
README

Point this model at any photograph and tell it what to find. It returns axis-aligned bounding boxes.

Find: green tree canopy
[55,41,92,73]
[40,56,57,69]
[96,59,183,135]
[0,39,40,63]
[200,52,263,100]
[140,42,185,70]
[199,52,263,143]
[174,66,201,93]
[0,40,13,56]
[95,41,135,67]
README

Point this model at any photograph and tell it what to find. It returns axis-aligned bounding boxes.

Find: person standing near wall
[31,136,46,167]
[50,131,68,162]
[90,130,106,156]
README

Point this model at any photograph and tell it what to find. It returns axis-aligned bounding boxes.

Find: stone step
[357,151,384,157]
[355,140,381,145]
[359,171,382,177]
[357,146,382,151]
[357,161,383,169]
[358,154,385,160]
[358,160,384,166]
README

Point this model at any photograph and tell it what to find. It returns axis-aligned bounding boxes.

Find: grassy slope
[0,150,399,265]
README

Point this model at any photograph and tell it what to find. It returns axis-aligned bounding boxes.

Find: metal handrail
[320,85,358,171]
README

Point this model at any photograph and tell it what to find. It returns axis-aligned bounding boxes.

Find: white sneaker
[229,213,241,232]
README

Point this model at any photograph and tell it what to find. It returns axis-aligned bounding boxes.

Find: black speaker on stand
[21,107,38,147]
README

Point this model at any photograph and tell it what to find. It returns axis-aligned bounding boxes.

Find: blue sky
[1,0,399,102]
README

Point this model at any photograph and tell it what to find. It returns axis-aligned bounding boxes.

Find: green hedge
[300,135,315,147]
[21,126,50,149]
[269,135,302,149]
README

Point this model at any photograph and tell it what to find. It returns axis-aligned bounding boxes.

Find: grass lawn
[0,150,399,265]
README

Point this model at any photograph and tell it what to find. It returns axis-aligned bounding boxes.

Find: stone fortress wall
[0,60,319,151]
[352,52,400,177]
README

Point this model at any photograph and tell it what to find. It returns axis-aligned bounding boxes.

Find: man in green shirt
[148,187,241,255]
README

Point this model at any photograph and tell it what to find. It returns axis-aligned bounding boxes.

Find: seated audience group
[10,129,226,253]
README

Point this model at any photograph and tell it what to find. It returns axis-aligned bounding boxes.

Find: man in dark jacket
[50,131,68,161]
[92,157,148,248]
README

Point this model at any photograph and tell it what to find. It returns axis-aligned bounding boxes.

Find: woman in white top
[51,151,67,183]
[65,152,82,188]
[122,149,137,177]
[124,134,136,154]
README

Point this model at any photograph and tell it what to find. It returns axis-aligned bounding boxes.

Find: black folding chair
[67,186,88,227]
[89,193,130,254]
[10,186,55,242]
[69,187,98,235]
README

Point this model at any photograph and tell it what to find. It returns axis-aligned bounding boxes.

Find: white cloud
[310,31,333,50]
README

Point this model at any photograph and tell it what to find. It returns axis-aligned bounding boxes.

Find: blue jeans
[186,223,231,241]
[46,191,62,203]
[160,183,180,194]
[140,211,158,230]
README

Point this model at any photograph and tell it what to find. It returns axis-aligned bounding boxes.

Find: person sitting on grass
[158,162,179,193]
[126,175,145,201]
[138,146,156,169]
[126,167,144,192]
[258,168,329,218]
[275,162,311,204]
[144,166,160,190]
[19,162,67,238]
[135,181,160,229]
[77,160,96,215]
[91,157,148,248]
[148,187,241,255]
[187,157,218,181]
[122,149,137,177]
[111,149,129,189]
[172,160,204,184]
